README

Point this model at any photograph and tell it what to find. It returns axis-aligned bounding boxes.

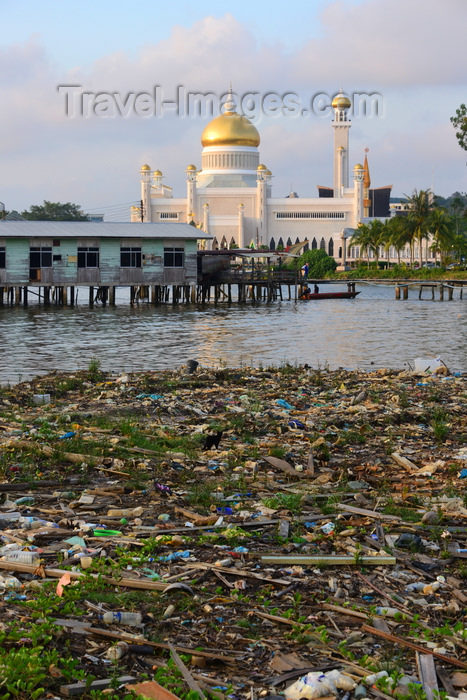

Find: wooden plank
[168,642,207,700]
[60,676,136,696]
[260,555,396,566]
[434,667,457,698]
[335,503,401,521]
[263,455,303,478]
[183,562,291,586]
[391,452,419,472]
[125,680,182,700]
[416,653,439,700]
[0,561,168,591]
[82,626,239,663]
[361,625,467,670]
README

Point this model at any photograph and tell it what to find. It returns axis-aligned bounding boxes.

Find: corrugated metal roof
[0,221,212,239]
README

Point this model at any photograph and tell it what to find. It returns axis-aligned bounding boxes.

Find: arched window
[295,237,300,244]
[220,236,227,249]
[338,246,342,258]
[212,237,219,250]
[320,237,326,250]
[277,237,284,250]
[328,239,334,256]
[286,237,292,247]
[312,237,317,250]
[269,237,276,251]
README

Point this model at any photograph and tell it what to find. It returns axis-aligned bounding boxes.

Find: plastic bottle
[0,512,21,521]
[105,641,129,661]
[2,550,41,565]
[100,611,143,626]
[364,671,389,686]
[0,544,21,555]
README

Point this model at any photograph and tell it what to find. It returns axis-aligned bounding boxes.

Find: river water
[1,282,466,384]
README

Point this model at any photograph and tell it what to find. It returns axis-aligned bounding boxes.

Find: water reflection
[1,283,466,384]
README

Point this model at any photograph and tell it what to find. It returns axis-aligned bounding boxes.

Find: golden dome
[153,169,162,176]
[257,164,267,170]
[354,163,364,170]
[141,164,151,171]
[332,93,351,110]
[186,164,197,171]
[266,169,272,176]
[201,112,260,148]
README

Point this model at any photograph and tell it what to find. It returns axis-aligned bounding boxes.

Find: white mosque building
[131,89,392,263]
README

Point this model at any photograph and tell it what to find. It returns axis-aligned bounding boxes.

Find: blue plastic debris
[459,469,467,478]
[288,420,305,429]
[136,393,163,400]
[276,399,294,410]
[59,431,76,440]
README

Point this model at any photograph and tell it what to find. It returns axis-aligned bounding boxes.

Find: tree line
[350,189,467,268]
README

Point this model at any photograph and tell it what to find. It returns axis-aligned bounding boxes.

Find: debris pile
[0,362,467,699]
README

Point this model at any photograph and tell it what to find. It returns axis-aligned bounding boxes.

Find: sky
[0,0,466,220]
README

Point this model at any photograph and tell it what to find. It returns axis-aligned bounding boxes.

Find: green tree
[350,219,385,268]
[404,189,433,267]
[428,208,454,265]
[295,248,337,277]
[384,216,411,265]
[21,201,88,221]
[451,103,467,151]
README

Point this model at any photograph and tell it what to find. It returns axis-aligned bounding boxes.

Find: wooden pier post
[439,284,444,301]
[23,286,28,306]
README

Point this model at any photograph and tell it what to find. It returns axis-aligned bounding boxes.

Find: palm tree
[350,220,385,268]
[428,208,454,265]
[404,189,434,267]
[384,216,412,265]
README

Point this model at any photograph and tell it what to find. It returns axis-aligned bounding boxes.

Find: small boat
[300,291,360,300]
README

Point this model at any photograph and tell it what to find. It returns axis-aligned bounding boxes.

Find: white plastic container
[414,357,442,373]
[2,550,41,565]
[101,611,142,626]
[33,394,50,405]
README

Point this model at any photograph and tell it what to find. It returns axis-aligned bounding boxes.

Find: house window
[30,247,52,268]
[77,247,99,268]
[0,247,5,268]
[120,247,142,268]
[164,247,184,267]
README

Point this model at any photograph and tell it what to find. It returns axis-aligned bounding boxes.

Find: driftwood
[361,624,467,669]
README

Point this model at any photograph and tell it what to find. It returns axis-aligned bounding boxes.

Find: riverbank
[1,363,467,698]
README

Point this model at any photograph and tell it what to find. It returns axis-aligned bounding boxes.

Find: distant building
[0,221,211,288]
[132,88,392,264]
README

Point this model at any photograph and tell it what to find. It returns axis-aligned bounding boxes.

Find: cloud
[0,7,465,214]
[292,0,467,87]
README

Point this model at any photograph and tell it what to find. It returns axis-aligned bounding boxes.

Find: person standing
[302,262,309,279]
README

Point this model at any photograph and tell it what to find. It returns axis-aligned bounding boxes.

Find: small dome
[332,93,351,110]
[153,169,162,176]
[266,169,272,176]
[141,164,151,171]
[354,163,364,170]
[257,164,267,171]
[186,164,197,171]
